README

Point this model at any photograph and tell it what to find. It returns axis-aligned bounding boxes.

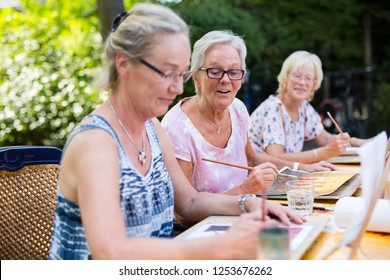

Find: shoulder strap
[278,103,286,135]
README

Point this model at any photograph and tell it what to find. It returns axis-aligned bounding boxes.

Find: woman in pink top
[162,31,335,196]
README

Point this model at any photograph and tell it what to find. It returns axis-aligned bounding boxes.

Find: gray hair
[190,30,247,93]
[95,3,189,91]
[276,50,323,101]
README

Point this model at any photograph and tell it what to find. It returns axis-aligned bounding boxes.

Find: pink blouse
[161,97,250,193]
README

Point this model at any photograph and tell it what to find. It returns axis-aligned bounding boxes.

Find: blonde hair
[94,3,189,91]
[276,50,323,101]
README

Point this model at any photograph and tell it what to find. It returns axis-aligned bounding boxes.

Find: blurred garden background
[1,0,389,149]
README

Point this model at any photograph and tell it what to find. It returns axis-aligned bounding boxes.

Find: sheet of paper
[327,155,361,164]
[266,167,356,196]
[340,131,388,244]
[183,224,230,239]
[340,147,360,156]
[280,225,313,251]
[183,223,313,251]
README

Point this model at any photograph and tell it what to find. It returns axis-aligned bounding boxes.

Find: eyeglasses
[139,59,192,84]
[199,67,245,80]
[289,73,315,84]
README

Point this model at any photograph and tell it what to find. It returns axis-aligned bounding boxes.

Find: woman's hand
[245,196,306,226]
[300,161,337,172]
[323,133,351,157]
[218,212,278,259]
[239,162,278,193]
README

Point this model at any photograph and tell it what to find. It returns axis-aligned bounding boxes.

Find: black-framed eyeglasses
[139,58,192,84]
[199,67,245,80]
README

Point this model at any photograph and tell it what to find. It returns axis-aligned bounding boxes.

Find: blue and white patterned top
[249,95,324,154]
[49,115,174,260]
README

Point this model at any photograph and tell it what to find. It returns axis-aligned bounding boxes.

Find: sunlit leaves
[0,0,103,147]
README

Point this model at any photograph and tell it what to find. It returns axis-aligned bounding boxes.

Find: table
[177,163,390,260]
[304,163,390,260]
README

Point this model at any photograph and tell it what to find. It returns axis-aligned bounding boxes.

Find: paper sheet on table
[267,168,356,196]
[183,223,313,251]
[327,155,361,164]
[298,172,356,196]
[340,147,360,156]
[339,131,388,245]
[183,224,230,239]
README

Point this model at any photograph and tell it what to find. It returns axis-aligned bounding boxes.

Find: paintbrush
[201,157,296,179]
[327,111,352,147]
[327,111,344,136]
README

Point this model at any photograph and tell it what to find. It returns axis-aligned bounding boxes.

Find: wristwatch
[238,194,256,213]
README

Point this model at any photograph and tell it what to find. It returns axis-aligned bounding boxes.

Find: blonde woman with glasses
[249,50,367,164]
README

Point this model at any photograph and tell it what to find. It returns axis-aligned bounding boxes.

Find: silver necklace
[196,97,226,134]
[107,97,147,165]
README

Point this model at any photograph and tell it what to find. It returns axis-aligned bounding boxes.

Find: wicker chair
[0,146,62,260]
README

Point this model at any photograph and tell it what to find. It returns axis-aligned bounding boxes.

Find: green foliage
[250,0,364,70]
[170,0,368,104]
[0,0,388,147]
[168,0,265,102]
[0,0,105,148]
[172,0,389,137]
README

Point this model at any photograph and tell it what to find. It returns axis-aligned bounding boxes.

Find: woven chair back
[0,146,62,260]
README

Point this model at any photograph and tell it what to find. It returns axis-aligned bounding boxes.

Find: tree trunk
[98,0,125,43]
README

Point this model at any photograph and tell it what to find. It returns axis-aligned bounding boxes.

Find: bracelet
[313,149,318,161]
[293,162,300,171]
[238,194,256,213]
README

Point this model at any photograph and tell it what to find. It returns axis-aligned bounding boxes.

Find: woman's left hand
[245,197,306,226]
[301,161,337,172]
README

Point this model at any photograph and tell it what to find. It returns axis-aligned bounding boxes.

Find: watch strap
[238,194,256,213]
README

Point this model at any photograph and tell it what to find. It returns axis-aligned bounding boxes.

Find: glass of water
[286,180,314,216]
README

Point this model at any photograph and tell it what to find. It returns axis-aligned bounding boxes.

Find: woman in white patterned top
[249,50,367,163]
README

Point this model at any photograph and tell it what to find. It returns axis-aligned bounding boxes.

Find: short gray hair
[276,50,323,101]
[95,3,189,91]
[190,30,247,94]
[190,30,247,72]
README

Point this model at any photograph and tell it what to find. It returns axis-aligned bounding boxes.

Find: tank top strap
[63,114,129,169]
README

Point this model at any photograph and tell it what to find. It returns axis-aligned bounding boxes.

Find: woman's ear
[193,73,201,89]
[115,52,130,79]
